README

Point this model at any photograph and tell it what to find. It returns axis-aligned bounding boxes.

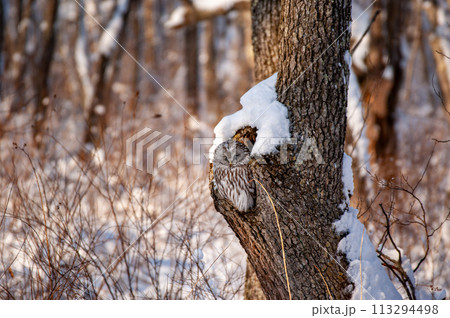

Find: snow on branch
[209,73,290,160]
[165,0,250,30]
[98,0,130,57]
[75,7,93,111]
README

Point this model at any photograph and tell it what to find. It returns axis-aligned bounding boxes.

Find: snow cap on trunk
[210,73,290,160]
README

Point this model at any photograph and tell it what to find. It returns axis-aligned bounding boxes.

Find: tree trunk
[202,19,219,123]
[243,0,282,300]
[0,0,4,94]
[83,0,132,149]
[9,0,34,116]
[143,0,156,95]
[244,262,266,300]
[184,24,199,115]
[360,1,406,180]
[251,0,281,82]
[424,0,450,121]
[32,0,59,146]
[211,0,353,299]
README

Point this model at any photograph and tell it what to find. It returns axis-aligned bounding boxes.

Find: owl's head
[213,140,251,168]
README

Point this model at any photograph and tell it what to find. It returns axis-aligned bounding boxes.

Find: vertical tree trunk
[131,0,142,99]
[243,0,282,300]
[83,0,132,149]
[143,0,156,95]
[251,0,281,82]
[33,0,59,146]
[9,0,34,115]
[0,0,4,94]
[202,19,219,123]
[424,0,450,120]
[243,262,266,300]
[360,1,406,180]
[184,24,199,115]
[211,0,353,299]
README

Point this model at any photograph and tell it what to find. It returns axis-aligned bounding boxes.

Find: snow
[381,248,416,299]
[416,285,447,300]
[58,1,77,22]
[75,13,94,109]
[383,65,394,80]
[342,153,354,201]
[193,0,245,12]
[94,104,106,115]
[164,6,188,29]
[192,248,204,261]
[165,0,248,29]
[351,2,371,71]
[347,66,371,180]
[335,154,402,300]
[209,73,290,160]
[97,0,129,57]
[344,50,352,69]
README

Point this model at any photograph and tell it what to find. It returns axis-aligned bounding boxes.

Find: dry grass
[0,122,245,299]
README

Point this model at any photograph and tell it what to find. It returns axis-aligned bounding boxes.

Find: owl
[213,140,256,212]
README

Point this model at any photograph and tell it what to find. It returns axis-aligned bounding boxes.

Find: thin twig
[350,10,381,55]
[313,264,333,300]
[15,143,54,295]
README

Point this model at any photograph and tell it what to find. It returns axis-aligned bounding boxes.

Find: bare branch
[350,9,380,55]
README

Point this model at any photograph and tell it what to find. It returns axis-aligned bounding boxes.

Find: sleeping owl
[212,140,255,212]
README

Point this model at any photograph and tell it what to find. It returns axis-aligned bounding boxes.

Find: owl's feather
[213,140,255,212]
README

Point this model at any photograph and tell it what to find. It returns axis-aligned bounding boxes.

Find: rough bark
[211,0,353,299]
[251,0,281,83]
[243,0,282,300]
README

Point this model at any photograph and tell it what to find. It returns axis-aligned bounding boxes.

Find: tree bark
[211,0,353,299]
[251,0,281,83]
[243,0,282,300]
